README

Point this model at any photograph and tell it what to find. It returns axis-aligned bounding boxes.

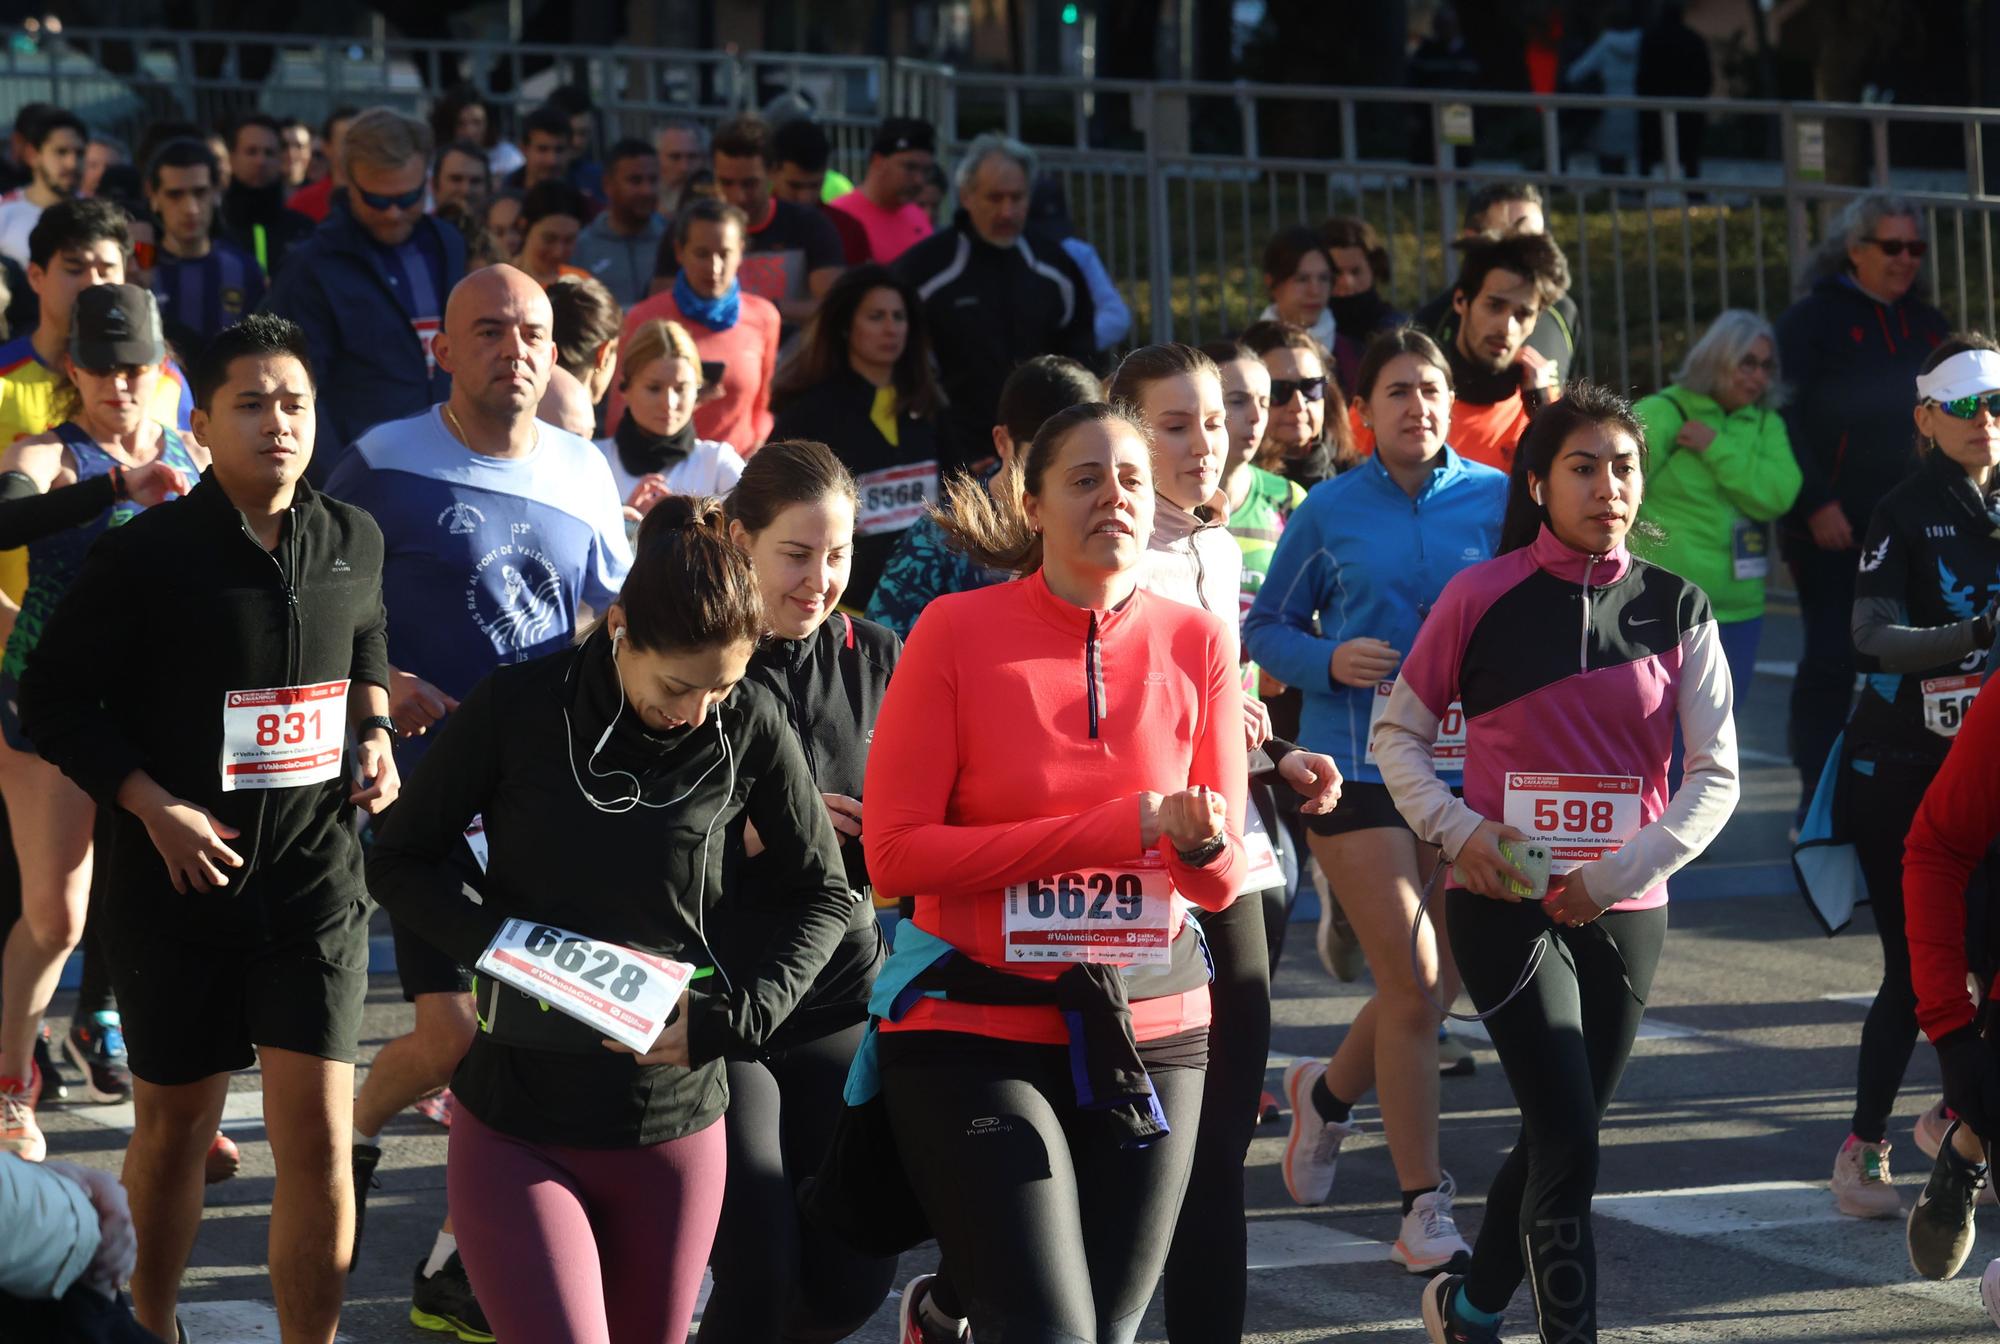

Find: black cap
[871,117,936,158]
[70,284,165,371]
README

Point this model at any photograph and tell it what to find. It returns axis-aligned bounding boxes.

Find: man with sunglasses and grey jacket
[262,107,467,487]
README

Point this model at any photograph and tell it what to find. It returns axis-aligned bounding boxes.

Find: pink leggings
[448,1104,727,1344]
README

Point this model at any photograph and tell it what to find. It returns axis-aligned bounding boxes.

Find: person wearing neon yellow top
[1632,309,1803,694]
[0,199,193,612]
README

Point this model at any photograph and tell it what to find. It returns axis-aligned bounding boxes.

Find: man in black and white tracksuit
[892,132,1101,473]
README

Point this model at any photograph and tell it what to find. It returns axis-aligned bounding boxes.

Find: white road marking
[64,1088,267,1134]
[177,1299,352,1342]
[1246,1217,1393,1269]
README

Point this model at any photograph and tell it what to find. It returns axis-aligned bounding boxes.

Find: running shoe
[897,1273,969,1343]
[1392,1174,1473,1274]
[414,1088,456,1128]
[1420,1272,1502,1344]
[352,1141,383,1261]
[410,1252,494,1342]
[1982,1256,2000,1326]
[205,1133,240,1185]
[33,1024,66,1104]
[1438,1030,1476,1078]
[1311,863,1366,982]
[1913,1103,1994,1205]
[63,1010,132,1104]
[0,1064,44,1160]
[1255,1089,1281,1126]
[1909,1121,1987,1280]
[1830,1134,1902,1218]
[1279,1058,1359,1206]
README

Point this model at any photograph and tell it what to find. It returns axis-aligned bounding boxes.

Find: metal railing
[11,27,2000,394]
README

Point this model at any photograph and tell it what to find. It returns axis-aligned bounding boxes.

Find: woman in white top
[597,317,745,523]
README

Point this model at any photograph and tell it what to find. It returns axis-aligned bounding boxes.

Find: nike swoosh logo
[1917,1190,1934,1207]
[1627,617,1659,628]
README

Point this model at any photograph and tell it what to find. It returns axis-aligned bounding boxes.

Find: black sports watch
[358,715,398,741]
[1174,832,1228,868]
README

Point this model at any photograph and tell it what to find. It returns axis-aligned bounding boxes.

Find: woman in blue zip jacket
[1244,328,1508,1272]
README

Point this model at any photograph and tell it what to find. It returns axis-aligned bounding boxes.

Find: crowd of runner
[0,79,1988,1344]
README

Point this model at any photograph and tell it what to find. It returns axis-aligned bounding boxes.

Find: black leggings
[1447,892,1667,1344]
[881,1031,1206,1344]
[1846,750,1937,1144]
[702,1020,898,1343]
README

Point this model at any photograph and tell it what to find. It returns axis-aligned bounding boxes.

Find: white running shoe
[1831,1135,1903,1219]
[1981,1257,2000,1326]
[898,1273,969,1344]
[1280,1057,1359,1205]
[1392,1173,1473,1274]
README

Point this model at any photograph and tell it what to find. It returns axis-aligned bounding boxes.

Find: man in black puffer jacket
[20,314,395,1343]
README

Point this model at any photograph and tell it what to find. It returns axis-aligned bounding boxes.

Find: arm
[863,602,1150,899]
[1572,620,1741,908]
[1705,410,1804,523]
[365,677,509,965]
[0,471,117,548]
[1848,507,1982,672]
[1065,239,1131,349]
[1375,678,1488,859]
[582,464,636,610]
[1905,677,2000,1041]
[1165,623,1250,911]
[685,717,852,1063]
[1775,306,1833,521]
[346,581,396,813]
[1242,506,1340,693]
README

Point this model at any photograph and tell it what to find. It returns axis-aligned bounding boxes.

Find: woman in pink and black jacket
[1371,385,1741,1344]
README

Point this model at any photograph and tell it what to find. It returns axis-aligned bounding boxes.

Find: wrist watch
[358,715,397,741]
[1174,832,1227,868]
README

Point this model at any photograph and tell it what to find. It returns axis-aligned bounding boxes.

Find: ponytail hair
[617,495,766,652]
[932,401,1150,574]
[724,438,858,535]
[1498,382,1648,553]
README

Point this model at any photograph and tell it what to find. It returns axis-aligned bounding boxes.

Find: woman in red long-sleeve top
[863,401,1247,1342]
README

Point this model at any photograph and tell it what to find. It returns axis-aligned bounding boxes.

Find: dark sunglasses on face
[1271,376,1327,404]
[1934,393,2000,420]
[356,184,426,211]
[1863,236,1929,259]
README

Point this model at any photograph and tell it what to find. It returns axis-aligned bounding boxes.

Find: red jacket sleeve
[1905,676,2000,1042]
[1164,620,1248,911]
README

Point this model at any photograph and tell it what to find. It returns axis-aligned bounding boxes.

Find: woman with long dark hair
[769,264,942,608]
[1373,384,1739,1344]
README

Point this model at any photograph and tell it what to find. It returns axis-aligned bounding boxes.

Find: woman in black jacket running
[368,497,853,1344]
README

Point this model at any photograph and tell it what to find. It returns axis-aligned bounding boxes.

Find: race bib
[1002,861,1175,965]
[475,918,696,1054]
[1731,517,1770,581]
[1236,807,1283,897]
[1502,772,1642,873]
[1365,682,1466,771]
[413,317,440,377]
[1922,674,1980,739]
[854,462,937,537]
[463,816,490,875]
[219,680,348,792]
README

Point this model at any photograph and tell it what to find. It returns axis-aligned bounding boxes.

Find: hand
[122,459,189,507]
[1807,501,1855,551]
[1257,668,1288,698]
[1542,871,1602,927]
[1278,750,1343,815]
[1938,1027,2000,1142]
[742,816,765,858]
[602,993,690,1068]
[1158,785,1226,853]
[137,796,244,894]
[1242,697,1273,752]
[1454,819,1535,902]
[625,474,673,519]
[1674,419,1718,452]
[822,792,864,841]
[348,735,399,814]
[1329,637,1402,688]
[390,669,459,737]
[1515,343,1556,391]
[44,1161,136,1294]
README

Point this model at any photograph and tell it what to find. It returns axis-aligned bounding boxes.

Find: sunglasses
[356,184,426,211]
[1271,376,1327,404]
[1863,237,1929,259]
[1934,393,2000,420]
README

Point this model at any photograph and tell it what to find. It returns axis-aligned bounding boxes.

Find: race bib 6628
[475,918,695,1053]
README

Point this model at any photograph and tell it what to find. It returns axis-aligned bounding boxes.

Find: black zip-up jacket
[367,627,852,1147]
[1413,286,1581,388]
[1847,448,2000,761]
[717,613,899,1050]
[769,369,942,608]
[892,213,1100,471]
[218,180,316,279]
[19,474,388,938]
[1776,272,1949,535]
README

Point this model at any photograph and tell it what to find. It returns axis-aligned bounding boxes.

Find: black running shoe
[351,1141,383,1261]
[1908,1120,1988,1281]
[64,1012,132,1104]
[33,1024,66,1104]
[411,1253,494,1342]
[1420,1273,1502,1344]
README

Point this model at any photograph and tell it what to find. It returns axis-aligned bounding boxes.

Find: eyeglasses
[355,184,426,211]
[1737,355,1778,375]
[1933,393,2000,420]
[1271,376,1327,404]
[1862,237,1929,259]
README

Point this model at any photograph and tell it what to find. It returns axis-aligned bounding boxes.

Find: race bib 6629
[1002,862,1174,965]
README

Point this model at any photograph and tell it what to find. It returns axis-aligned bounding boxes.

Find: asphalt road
[37,593,2000,1342]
